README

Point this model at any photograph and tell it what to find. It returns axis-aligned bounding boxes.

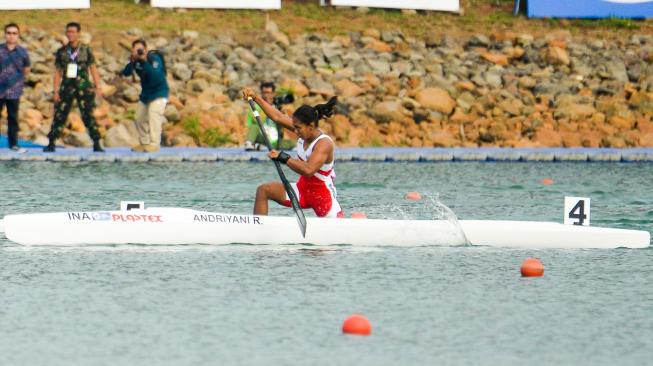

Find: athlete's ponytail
[293,96,338,127]
[315,96,337,121]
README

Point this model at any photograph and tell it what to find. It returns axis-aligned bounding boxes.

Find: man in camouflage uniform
[43,22,104,152]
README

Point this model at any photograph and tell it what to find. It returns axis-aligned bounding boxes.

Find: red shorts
[282,176,343,218]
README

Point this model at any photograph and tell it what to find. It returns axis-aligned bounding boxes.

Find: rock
[280,79,309,97]
[468,34,490,48]
[363,28,380,40]
[602,135,627,148]
[610,115,634,130]
[366,40,392,53]
[371,100,405,123]
[187,78,209,93]
[367,59,391,74]
[171,132,197,147]
[429,130,457,147]
[104,121,140,147]
[555,103,596,120]
[93,103,110,119]
[334,79,364,97]
[164,104,181,122]
[518,76,537,89]
[269,30,290,48]
[629,91,653,114]
[305,75,334,96]
[498,99,523,116]
[63,131,92,147]
[381,30,396,43]
[489,30,514,44]
[416,87,456,115]
[560,131,583,147]
[198,51,218,65]
[546,46,570,65]
[484,71,503,88]
[182,30,199,40]
[172,63,192,81]
[122,85,140,103]
[605,59,629,83]
[234,47,258,65]
[534,128,563,147]
[504,47,524,59]
[481,52,509,66]
[23,108,43,127]
[100,84,117,98]
[517,33,534,47]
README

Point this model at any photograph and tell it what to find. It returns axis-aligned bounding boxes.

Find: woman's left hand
[268,150,280,160]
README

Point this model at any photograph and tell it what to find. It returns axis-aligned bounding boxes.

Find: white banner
[0,0,89,9]
[329,0,459,11]
[151,0,280,9]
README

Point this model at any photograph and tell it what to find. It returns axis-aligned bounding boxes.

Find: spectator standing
[43,22,104,152]
[0,23,30,152]
[121,39,169,153]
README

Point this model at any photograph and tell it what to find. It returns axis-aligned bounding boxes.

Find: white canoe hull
[0,208,650,249]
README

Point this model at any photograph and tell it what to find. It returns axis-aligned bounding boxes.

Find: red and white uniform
[283,133,343,218]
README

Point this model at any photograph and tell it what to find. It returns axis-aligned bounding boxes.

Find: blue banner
[527,0,653,18]
[0,135,42,148]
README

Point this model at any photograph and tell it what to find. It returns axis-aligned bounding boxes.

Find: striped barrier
[1,147,653,162]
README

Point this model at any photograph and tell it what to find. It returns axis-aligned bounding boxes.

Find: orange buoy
[541,178,554,186]
[351,212,367,219]
[342,314,372,335]
[405,191,422,201]
[521,258,544,277]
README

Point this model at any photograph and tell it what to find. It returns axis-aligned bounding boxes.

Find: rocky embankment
[10,24,653,148]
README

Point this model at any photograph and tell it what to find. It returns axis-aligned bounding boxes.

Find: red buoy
[350,212,367,219]
[405,191,422,201]
[342,314,372,335]
[521,258,544,277]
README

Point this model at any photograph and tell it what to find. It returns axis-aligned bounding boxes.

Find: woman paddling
[242,88,343,218]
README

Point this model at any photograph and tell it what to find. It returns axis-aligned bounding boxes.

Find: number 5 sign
[564,197,590,226]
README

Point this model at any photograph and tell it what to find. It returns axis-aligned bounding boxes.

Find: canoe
[0,207,649,249]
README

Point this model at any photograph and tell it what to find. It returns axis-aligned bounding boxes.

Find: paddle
[247,97,307,238]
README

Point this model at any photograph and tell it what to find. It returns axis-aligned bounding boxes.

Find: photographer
[244,82,295,151]
[121,39,168,153]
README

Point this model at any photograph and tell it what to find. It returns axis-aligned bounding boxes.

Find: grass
[182,115,233,147]
[575,18,641,30]
[0,0,649,43]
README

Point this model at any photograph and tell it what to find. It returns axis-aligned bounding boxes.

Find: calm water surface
[1,162,651,365]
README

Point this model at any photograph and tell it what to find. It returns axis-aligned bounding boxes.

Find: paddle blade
[283,180,307,238]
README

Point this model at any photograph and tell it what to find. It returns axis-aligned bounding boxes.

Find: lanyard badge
[66,46,80,79]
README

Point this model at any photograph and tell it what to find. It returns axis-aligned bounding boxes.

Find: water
[1,162,652,365]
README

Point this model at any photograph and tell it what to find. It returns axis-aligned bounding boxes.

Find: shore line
[1,147,653,162]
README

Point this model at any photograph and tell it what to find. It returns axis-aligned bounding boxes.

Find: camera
[273,93,294,109]
[137,48,145,56]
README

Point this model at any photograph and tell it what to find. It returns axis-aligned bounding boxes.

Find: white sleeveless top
[296,133,335,182]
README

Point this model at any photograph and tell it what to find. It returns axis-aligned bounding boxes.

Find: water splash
[370,193,470,246]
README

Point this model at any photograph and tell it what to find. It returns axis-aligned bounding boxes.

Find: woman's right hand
[242,87,256,101]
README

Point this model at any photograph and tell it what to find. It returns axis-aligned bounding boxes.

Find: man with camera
[121,39,169,153]
[244,82,295,151]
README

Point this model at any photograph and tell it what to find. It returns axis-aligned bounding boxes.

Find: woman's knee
[256,184,271,198]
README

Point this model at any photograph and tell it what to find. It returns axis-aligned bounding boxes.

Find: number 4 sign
[564,197,590,226]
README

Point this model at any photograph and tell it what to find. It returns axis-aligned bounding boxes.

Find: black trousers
[0,99,20,148]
